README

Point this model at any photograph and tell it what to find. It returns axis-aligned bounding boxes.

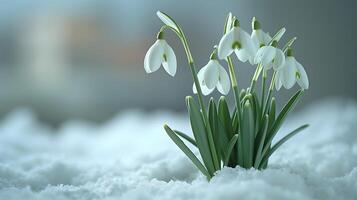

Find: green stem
[227,57,242,121]
[249,64,263,93]
[175,27,220,171]
[263,72,276,116]
[260,70,267,118]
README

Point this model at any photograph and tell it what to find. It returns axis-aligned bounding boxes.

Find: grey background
[0,0,355,125]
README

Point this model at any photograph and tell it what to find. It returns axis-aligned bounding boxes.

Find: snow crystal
[0,99,356,200]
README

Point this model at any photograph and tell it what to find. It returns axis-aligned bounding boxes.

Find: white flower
[275,51,309,90]
[251,18,285,69]
[254,45,285,70]
[251,17,272,53]
[144,38,177,76]
[193,59,230,95]
[217,20,255,63]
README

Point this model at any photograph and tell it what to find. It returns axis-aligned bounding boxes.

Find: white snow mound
[0,98,356,200]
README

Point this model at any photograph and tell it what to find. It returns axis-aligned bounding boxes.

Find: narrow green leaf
[241,101,255,168]
[224,134,239,166]
[164,124,211,178]
[261,90,303,159]
[173,130,197,147]
[186,96,215,174]
[239,89,246,100]
[251,92,261,135]
[253,115,269,168]
[208,98,221,162]
[218,96,233,139]
[268,97,276,131]
[232,109,239,135]
[259,124,309,169]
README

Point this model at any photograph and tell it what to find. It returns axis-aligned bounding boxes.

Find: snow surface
[0,99,356,200]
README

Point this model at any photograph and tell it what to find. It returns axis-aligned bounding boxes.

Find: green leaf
[251,92,261,135]
[164,124,211,178]
[239,89,246,101]
[208,98,222,162]
[217,97,236,165]
[241,100,255,168]
[186,96,215,174]
[268,97,276,131]
[261,90,303,159]
[259,124,309,169]
[253,115,269,168]
[232,109,239,135]
[218,96,233,139]
[173,130,197,147]
[224,134,239,166]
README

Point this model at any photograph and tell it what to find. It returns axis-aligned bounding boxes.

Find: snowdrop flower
[144,32,177,76]
[251,18,286,69]
[254,41,285,70]
[217,19,255,63]
[251,17,272,52]
[275,49,309,90]
[193,54,230,95]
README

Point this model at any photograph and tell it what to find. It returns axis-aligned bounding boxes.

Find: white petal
[251,29,265,46]
[193,67,214,95]
[156,11,179,32]
[263,32,272,45]
[217,28,235,59]
[273,49,285,70]
[282,57,297,89]
[295,61,309,90]
[203,60,220,89]
[201,85,214,95]
[254,46,276,66]
[216,65,231,95]
[144,40,164,73]
[235,49,250,63]
[275,70,283,91]
[251,30,261,54]
[162,41,177,76]
[240,29,256,58]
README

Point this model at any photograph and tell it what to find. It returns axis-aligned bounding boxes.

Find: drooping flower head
[217,19,255,63]
[251,17,272,52]
[254,40,285,70]
[144,31,177,76]
[193,51,230,95]
[251,18,286,69]
[275,49,309,90]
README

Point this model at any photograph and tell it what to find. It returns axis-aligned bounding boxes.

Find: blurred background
[0,0,356,125]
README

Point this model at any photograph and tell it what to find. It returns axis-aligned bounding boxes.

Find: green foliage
[158,11,309,180]
[165,89,308,179]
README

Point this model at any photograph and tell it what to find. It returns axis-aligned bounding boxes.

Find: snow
[0,99,356,200]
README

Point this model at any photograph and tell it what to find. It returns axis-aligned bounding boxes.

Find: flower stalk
[144,11,310,179]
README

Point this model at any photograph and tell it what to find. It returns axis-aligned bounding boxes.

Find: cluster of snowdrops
[144,11,309,179]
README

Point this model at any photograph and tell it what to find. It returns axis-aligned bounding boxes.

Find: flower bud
[157,31,164,39]
[233,19,240,27]
[287,48,293,57]
[252,17,261,30]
